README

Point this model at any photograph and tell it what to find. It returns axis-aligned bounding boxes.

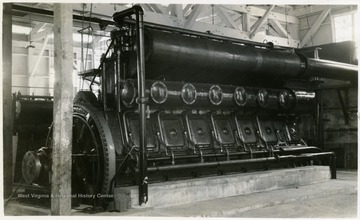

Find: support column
[2,3,13,199]
[27,47,33,95]
[51,4,73,215]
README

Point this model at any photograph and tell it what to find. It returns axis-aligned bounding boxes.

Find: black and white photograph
[1,0,358,218]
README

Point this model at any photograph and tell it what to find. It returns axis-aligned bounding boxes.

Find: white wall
[11,40,98,97]
[12,45,51,96]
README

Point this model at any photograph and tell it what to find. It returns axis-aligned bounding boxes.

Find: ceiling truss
[12,3,303,48]
[11,3,357,49]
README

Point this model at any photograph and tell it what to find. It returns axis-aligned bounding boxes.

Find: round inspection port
[121,80,137,107]
[234,86,247,106]
[257,89,269,107]
[209,85,223,105]
[150,81,168,104]
[181,83,197,105]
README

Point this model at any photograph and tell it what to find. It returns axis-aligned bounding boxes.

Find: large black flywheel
[71,104,116,207]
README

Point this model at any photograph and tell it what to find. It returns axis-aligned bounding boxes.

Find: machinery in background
[18,6,357,210]
[13,93,53,183]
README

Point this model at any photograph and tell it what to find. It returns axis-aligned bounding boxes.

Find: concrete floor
[4,170,358,218]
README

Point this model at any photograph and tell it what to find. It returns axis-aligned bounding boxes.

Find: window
[333,14,352,42]
[332,11,358,43]
[332,10,358,59]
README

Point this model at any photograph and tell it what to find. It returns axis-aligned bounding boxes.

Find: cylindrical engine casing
[127,29,357,83]
[304,58,358,81]
[128,29,305,84]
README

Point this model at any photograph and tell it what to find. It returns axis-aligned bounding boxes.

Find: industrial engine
[18,6,357,209]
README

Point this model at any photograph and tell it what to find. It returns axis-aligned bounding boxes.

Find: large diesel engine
[21,6,357,208]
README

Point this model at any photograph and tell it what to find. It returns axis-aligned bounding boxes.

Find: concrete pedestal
[114,166,331,211]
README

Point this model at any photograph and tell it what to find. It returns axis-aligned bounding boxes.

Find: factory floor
[4,170,358,218]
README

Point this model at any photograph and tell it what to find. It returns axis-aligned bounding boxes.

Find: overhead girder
[11,4,301,48]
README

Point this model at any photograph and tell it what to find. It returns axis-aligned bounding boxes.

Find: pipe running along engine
[21,6,358,208]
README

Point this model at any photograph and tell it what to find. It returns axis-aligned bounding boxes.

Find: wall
[11,35,100,97]
[12,41,51,96]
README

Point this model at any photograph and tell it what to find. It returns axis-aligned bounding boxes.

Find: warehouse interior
[1,2,359,217]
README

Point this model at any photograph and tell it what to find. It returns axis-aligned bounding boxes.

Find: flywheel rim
[72,103,116,197]
[45,103,116,204]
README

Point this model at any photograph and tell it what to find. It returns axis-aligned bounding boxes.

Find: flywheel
[43,103,116,205]
[72,103,116,198]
